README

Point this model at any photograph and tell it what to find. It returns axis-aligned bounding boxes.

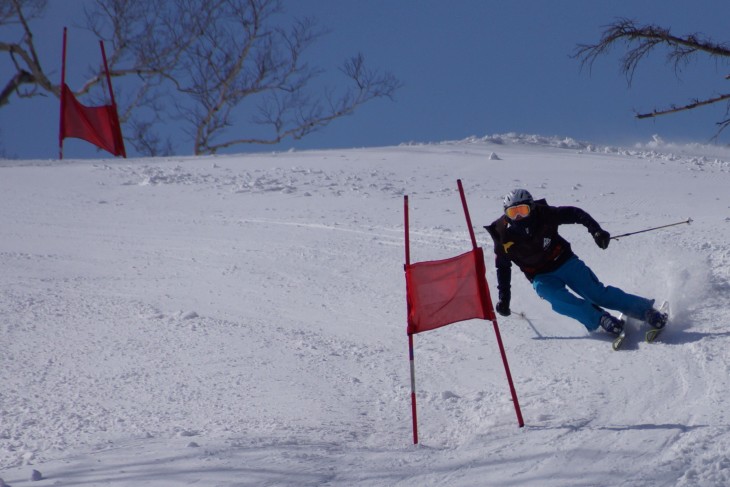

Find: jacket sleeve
[553,206,603,235]
[495,253,512,304]
[485,223,512,304]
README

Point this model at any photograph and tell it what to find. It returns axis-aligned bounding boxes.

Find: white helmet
[503,188,534,210]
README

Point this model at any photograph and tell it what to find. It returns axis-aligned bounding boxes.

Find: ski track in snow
[1,134,729,486]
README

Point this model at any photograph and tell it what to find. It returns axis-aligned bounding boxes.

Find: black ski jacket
[484,199,603,301]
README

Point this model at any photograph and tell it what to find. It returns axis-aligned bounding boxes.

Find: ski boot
[599,313,625,335]
[600,313,627,351]
[645,302,669,343]
[645,308,668,329]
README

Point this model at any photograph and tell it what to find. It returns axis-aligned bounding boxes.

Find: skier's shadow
[531,328,730,347]
[655,329,730,346]
[518,312,730,347]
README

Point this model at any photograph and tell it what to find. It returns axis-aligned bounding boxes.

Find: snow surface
[1,134,729,486]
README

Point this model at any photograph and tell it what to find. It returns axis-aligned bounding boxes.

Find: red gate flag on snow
[59,28,126,158]
[403,180,524,445]
[405,247,494,335]
[60,84,125,157]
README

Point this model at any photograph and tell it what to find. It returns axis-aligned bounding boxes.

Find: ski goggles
[505,204,531,220]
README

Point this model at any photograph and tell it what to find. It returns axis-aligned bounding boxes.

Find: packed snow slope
[1,134,730,486]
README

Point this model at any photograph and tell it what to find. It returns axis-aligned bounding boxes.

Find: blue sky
[2,0,730,159]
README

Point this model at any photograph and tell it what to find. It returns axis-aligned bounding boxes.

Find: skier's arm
[485,222,512,315]
[554,206,602,233]
[495,252,512,312]
[554,206,610,248]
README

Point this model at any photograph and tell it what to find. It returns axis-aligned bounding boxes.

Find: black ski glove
[593,229,611,249]
[496,299,511,317]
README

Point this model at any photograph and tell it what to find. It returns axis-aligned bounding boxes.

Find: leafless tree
[1,0,401,155]
[574,18,730,138]
[1,0,56,103]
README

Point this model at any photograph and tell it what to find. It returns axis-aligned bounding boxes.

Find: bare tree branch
[2,0,401,156]
[575,18,730,85]
[635,93,730,119]
[202,52,401,154]
[0,0,56,106]
[575,18,730,138]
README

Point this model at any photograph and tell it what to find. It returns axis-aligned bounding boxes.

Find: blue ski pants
[531,255,654,331]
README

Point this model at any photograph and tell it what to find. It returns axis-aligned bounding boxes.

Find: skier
[484,189,667,336]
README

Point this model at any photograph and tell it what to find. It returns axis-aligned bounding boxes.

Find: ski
[645,300,669,343]
[645,328,661,343]
[611,312,628,351]
[611,328,627,351]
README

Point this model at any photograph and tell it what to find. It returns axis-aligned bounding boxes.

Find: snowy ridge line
[2,132,729,169]
[398,133,730,170]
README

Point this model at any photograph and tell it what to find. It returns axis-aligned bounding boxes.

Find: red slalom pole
[99,39,126,158]
[404,196,419,444]
[99,40,116,107]
[457,179,524,428]
[403,195,418,445]
[408,333,418,444]
[59,27,68,160]
[404,195,419,444]
[404,195,411,267]
[492,318,525,427]
[457,179,478,249]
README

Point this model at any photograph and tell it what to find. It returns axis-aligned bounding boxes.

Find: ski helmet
[503,188,534,210]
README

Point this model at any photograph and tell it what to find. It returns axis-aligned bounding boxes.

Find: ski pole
[611,218,692,240]
[512,310,543,339]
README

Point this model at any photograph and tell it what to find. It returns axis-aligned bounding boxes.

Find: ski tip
[612,330,627,351]
[646,329,661,343]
